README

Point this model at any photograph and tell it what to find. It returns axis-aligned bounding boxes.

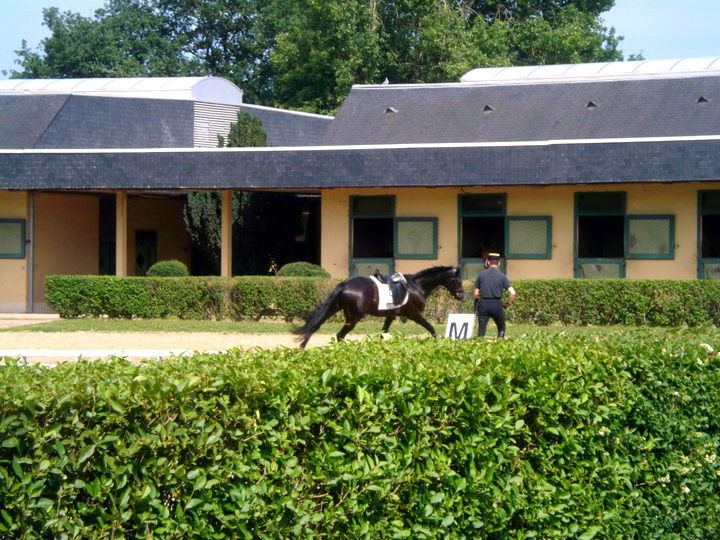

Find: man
[474,253,516,338]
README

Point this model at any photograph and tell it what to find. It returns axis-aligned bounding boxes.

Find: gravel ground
[0,330,370,364]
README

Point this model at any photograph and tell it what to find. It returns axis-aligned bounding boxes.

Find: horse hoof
[381,332,393,340]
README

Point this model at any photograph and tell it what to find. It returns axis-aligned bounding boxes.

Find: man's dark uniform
[474,265,511,338]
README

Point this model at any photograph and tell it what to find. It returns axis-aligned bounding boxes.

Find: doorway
[135,230,157,276]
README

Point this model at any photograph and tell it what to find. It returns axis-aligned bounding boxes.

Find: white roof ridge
[0,76,243,106]
[240,102,334,120]
[460,57,720,85]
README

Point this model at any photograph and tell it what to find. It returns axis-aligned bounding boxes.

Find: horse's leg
[337,314,362,342]
[405,310,437,338]
[381,314,396,333]
[336,302,364,342]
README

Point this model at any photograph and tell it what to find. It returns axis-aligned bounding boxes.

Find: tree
[184,111,306,275]
[269,0,624,114]
[9,0,270,102]
[11,2,195,79]
[10,0,631,113]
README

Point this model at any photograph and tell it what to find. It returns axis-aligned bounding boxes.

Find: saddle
[373,270,408,306]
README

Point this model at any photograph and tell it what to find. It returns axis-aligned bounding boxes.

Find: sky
[1,0,719,79]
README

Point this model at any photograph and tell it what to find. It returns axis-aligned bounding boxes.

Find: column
[115,190,128,276]
[220,190,233,277]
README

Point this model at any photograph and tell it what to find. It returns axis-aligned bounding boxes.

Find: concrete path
[0,313,59,329]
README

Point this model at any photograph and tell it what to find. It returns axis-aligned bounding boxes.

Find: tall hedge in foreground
[1,333,719,537]
[46,275,720,326]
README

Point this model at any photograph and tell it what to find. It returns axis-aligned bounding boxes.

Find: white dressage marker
[444,314,476,340]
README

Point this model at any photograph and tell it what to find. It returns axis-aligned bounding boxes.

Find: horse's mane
[407,265,459,280]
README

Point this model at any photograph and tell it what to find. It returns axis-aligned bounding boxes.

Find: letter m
[448,322,469,340]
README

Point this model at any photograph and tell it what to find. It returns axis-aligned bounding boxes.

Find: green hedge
[1,333,719,537]
[46,275,720,326]
[276,261,331,278]
[146,260,190,277]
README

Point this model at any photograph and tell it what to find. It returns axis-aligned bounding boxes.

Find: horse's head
[445,266,466,300]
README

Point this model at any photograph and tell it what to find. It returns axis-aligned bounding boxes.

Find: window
[458,194,505,279]
[506,217,552,259]
[575,192,626,278]
[0,219,26,259]
[349,196,440,275]
[350,196,394,276]
[395,218,438,259]
[699,190,720,279]
[625,215,675,259]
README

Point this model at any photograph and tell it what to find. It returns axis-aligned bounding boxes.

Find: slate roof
[0,94,194,149]
[2,137,720,190]
[324,76,720,145]
[240,104,332,146]
[0,83,328,150]
[0,95,69,149]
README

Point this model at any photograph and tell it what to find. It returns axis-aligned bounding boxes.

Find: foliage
[146,260,189,277]
[184,111,307,276]
[428,279,720,327]
[276,261,330,278]
[9,2,194,79]
[183,191,222,275]
[9,0,630,114]
[45,275,332,322]
[216,110,267,148]
[1,333,719,537]
[45,276,231,320]
[46,275,720,327]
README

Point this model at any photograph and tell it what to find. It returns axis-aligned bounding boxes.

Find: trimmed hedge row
[46,275,720,326]
[1,333,719,537]
[45,276,338,322]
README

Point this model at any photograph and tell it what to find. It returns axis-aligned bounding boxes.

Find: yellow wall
[0,190,28,312]
[321,182,720,280]
[33,193,99,311]
[127,196,191,276]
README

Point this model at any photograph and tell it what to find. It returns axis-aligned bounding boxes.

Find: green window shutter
[506,216,551,259]
[626,215,675,259]
[701,261,720,280]
[395,218,437,259]
[577,260,625,279]
[0,219,26,258]
[461,261,485,281]
[351,260,393,277]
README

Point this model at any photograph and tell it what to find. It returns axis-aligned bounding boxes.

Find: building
[1,59,720,313]
[0,77,331,312]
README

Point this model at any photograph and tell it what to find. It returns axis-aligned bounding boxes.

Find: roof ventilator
[483,105,494,113]
[385,106,398,114]
[698,96,710,103]
[586,101,598,109]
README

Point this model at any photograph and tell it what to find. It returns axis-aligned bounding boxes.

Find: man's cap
[487,252,501,258]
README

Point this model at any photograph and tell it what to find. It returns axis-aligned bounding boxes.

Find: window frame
[394,217,438,260]
[575,258,627,279]
[574,191,627,278]
[624,214,675,260]
[0,218,26,259]
[698,190,720,279]
[457,193,507,278]
[505,216,552,259]
[349,195,395,276]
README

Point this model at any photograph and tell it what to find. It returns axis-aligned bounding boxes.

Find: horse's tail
[293,282,346,348]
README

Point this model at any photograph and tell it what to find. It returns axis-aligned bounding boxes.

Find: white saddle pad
[369,276,409,311]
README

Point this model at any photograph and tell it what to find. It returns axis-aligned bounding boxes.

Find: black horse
[294,266,466,348]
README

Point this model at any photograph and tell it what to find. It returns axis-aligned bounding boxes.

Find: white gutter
[2,134,720,155]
